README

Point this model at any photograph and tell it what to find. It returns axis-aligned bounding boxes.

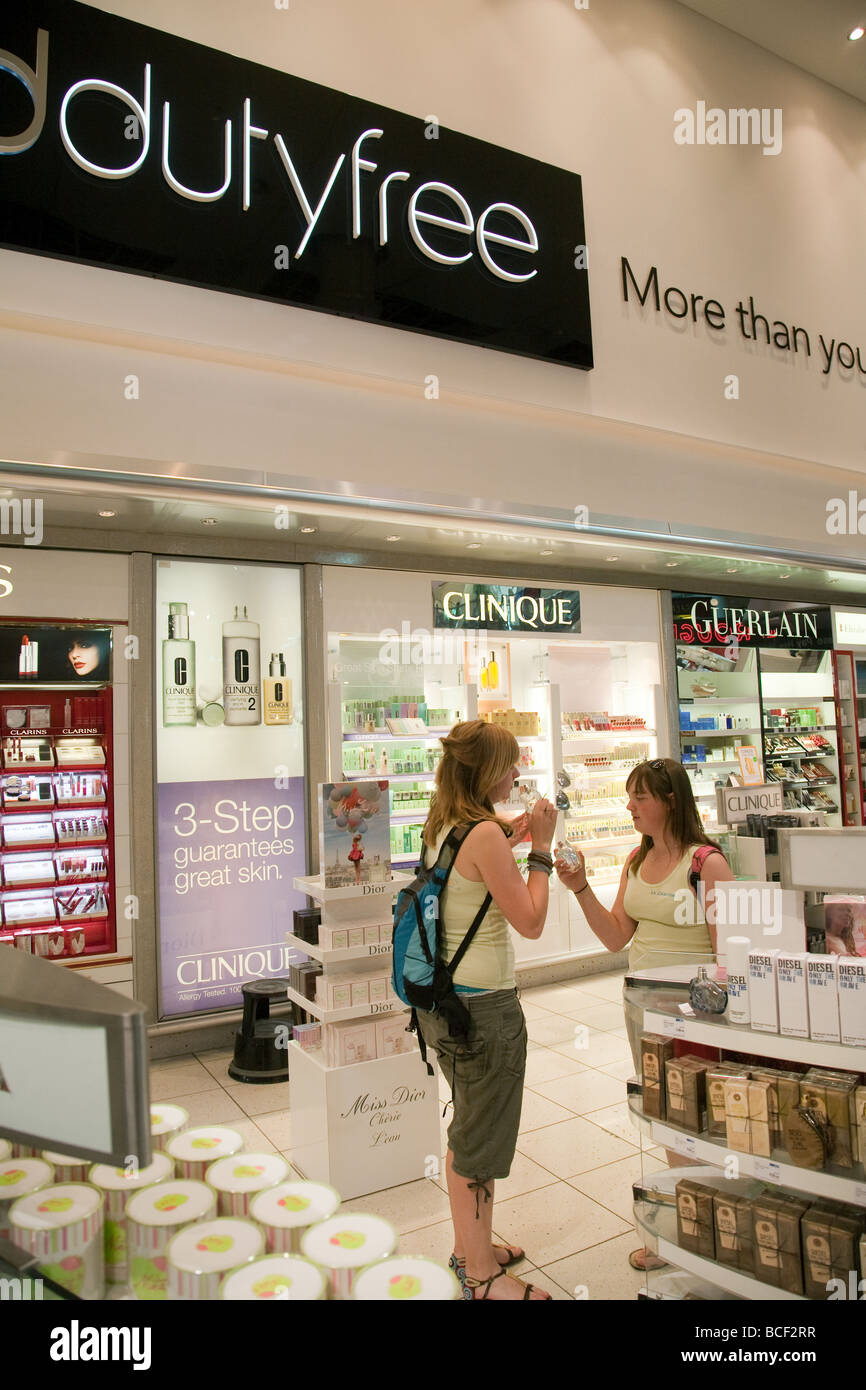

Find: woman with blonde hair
[417,719,557,1301]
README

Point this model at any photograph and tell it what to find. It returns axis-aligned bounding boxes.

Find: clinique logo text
[0,27,539,282]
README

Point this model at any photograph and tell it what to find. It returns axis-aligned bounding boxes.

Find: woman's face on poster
[67,640,100,676]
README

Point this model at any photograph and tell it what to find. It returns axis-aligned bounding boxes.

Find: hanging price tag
[672,1133,696,1159]
[753,1159,782,1185]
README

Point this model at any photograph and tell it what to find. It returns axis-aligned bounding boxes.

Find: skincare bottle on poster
[263,653,293,725]
[222,605,261,725]
[487,651,499,690]
[162,602,197,727]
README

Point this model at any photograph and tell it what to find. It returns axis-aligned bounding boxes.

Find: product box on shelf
[706,1063,750,1138]
[752,1191,810,1295]
[374,1015,414,1057]
[664,1055,707,1133]
[724,1077,752,1155]
[293,907,321,945]
[801,1203,866,1300]
[800,1073,856,1169]
[640,1034,674,1120]
[775,953,810,1040]
[837,958,866,1048]
[805,956,841,1044]
[747,1067,801,1152]
[856,1087,866,1165]
[713,1190,760,1275]
[325,1018,378,1066]
[747,950,779,1033]
[676,1179,717,1260]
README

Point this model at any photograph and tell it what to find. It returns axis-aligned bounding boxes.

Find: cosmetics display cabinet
[832,652,864,826]
[625,966,866,1301]
[0,686,116,960]
[327,628,665,967]
[677,646,845,834]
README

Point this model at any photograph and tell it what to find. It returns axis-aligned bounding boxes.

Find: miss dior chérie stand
[286,872,441,1200]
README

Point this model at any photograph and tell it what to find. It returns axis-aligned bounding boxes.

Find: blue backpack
[391,822,494,1075]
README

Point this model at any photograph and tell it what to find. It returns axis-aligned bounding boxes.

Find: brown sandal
[463,1267,551,1301]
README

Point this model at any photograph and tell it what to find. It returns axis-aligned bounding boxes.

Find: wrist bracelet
[575,883,591,896]
[528,850,553,865]
[528,864,552,876]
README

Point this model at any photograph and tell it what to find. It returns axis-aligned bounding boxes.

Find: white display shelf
[391,852,420,865]
[627,1095,866,1207]
[633,1203,804,1302]
[293,872,412,904]
[682,760,742,769]
[342,730,452,741]
[565,800,628,819]
[562,763,641,779]
[343,771,436,783]
[562,730,654,745]
[572,832,638,850]
[639,1005,865,1071]
[286,983,402,1024]
[680,696,759,705]
[680,727,763,737]
[390,811,430,823]
[286,931,392,964]
[287,1039,410,1074]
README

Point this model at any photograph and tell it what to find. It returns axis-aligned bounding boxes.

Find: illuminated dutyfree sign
[433,582,581,634]
[0,2,592,370]
[834,611,866,647]
[673,592,832,650]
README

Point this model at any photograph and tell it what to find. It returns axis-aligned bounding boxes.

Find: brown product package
[748,1067,801,1151]
[713,1192,756,1274]
[724,1077,752,1153]
[747,1079,773,1158]
[801,1203,866,1300]
[800,1078,853,1169]
[752,1192,810,1295]
[783,1107,830,1170]
[706,1064,750,1138]
[676,1179,717,1260]
[641,1034,674,1120]
[807,1069,861,1166]
[665,1055,708,1134]
[856,1087,866,1167]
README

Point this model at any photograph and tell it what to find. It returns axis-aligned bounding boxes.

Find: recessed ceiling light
[726,567,737,573]
[848,25,865,41]
[300,526,317,534]
[778,573,791,580]
[605,555,619,562]
[98,510,116,518]
[467,543,481,549]
[540,549,553,556]
[385,535,401,542]
[201,517,218,526]
[665,561,679,567]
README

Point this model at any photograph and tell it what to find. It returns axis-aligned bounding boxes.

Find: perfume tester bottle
[162,602,196,727]
[222,605,261,725]
[263,653,292,725]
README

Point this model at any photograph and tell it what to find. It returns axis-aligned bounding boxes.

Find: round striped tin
[0,1157,54,1241]
[205,1152,290,1216]
[250,1181,341,1254]
[166,1217,264,1301]
[10,1144,40,1158]
[219,1253,327,1301]
[301,1212,396,1300]
[166,1126,243,1180]
[10,1182,104,1300]
[41,1150,90,1184]
[126,1179,216,1301]
[150,1103,189,1148]
[352,1256,461,1301]
[88,1152,174,1286]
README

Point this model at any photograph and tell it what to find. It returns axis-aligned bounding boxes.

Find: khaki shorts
[416,988,527,1182]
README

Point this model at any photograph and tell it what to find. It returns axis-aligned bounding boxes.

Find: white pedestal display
[288,872,441,1200]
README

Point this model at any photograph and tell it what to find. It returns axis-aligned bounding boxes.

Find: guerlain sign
[0,2,593,369]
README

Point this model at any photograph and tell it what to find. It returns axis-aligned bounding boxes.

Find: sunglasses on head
[650,759,666,771]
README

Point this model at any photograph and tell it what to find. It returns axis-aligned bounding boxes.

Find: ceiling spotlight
[848,25,865,40]
[201,517,218,526]
[540,549,553,556]
[98,510,116,518]
[665,561,679,567]
[778,573,791,580]
[467,542,481,549]
[300,526,317,534]
[605,555,619,562]
[385,535,401,542]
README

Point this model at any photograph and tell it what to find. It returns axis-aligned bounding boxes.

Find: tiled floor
[154,970,664,1300]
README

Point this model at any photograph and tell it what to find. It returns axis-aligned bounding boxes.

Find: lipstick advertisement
[0,624,112,682]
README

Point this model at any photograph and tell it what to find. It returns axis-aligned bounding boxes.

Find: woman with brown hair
[418,719,557,1301]
[554,756,735,1271]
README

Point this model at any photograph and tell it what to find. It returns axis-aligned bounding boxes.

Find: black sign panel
[0,1,593,370]
[673,592,833,650]
[433,582,581,634]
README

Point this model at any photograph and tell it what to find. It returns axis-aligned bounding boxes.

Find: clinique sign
[0,2,592,369]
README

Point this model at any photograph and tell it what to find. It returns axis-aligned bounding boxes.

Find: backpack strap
[688,844,723,894]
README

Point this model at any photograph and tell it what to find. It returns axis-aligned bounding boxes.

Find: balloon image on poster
[319,782,391,888]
